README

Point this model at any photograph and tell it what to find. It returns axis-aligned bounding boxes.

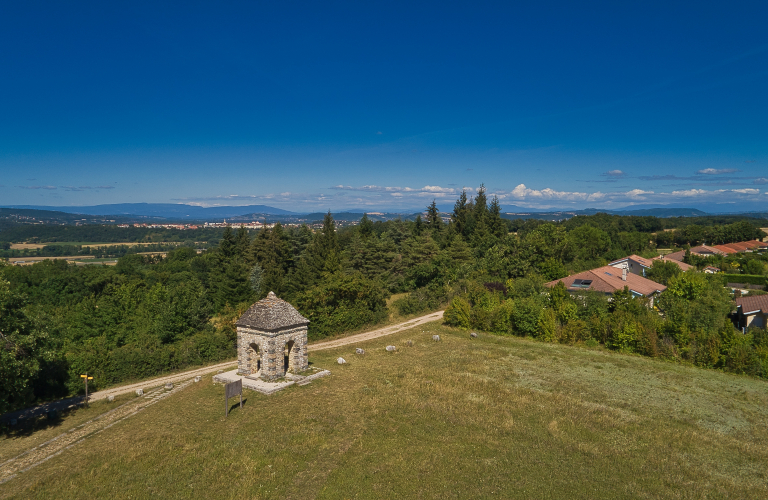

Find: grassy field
[2,323,767,499]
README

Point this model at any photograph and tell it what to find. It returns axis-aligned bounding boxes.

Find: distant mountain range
[2,202,767,222]
[3,203,296,218]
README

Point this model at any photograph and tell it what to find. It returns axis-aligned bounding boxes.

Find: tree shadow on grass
[1,407,76,438]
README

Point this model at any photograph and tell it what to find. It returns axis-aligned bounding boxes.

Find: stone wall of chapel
[236,325,308,379]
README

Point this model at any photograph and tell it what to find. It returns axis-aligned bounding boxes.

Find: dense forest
[2,187,767,414]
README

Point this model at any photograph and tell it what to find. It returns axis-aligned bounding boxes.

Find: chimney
[622,265,627,281]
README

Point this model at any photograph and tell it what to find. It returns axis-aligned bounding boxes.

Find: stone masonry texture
[236,292,309,381]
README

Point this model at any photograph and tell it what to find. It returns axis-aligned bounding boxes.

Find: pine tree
[360,213,374,238]
[319,211,341,274]
[235,225,250,259]
[219,225,236,258]
[414,215,424,236]
[452,190,468,238]
[426,199,442,230]
[473,184,488,224]
[488,195,507,239]
[251,223,290,296]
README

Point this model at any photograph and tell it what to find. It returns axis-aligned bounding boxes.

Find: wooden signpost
[80,373,93,407]
[225,379,242,417]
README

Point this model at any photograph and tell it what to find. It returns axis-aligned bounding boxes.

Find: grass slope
[3,323,767,499]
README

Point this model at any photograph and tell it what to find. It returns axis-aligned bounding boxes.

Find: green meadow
[3,323,767,499]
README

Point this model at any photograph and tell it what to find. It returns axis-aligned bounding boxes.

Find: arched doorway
[248,342,261,376]
[284,339,295,375]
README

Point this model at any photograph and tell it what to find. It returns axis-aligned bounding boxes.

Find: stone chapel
[235,292,309,381]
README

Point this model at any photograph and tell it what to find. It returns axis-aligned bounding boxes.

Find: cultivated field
[2,323,767,499]
[8,244,46,250]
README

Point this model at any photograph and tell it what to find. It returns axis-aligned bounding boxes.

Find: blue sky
[1,1,767,212]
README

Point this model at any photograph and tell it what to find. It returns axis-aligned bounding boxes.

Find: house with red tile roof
[666,241,767,263]
[609,254,694,276]
[734,295,768,330]
[545,265,667,306]
[652,255,695,272]
[713,240,767,254]
[608,255,654,277]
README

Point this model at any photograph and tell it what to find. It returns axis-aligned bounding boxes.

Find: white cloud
[329,184,458,197]
[696,168,739,175]
[625,189,653,199]
[731,188,760,194]
[506,184,592,201]
[671,189,708,197]
[605,169,625,177]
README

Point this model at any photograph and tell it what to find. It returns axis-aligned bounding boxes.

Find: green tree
[296,272,389,340]
[219,225,236,258]
[235,225,250,259]
[665,271,707,301]
[451,190,469,238]
[414,215,424,236]
[426,199,442,230]
[359,213,374,238]
[646,259,682,286]
[252,223,290,296]
[0,278,52,413]
[488,195,506,239]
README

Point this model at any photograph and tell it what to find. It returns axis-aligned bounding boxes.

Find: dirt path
[310,310,444,351]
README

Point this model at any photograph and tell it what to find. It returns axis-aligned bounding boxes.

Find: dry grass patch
[2,324,767,499]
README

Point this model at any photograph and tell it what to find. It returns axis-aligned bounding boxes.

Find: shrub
[560,319,588,344]
[512,297,541,337]
[444,297,472,329]
[536,308,557,342]
[490,300,514,335]
[296,272,389,340]
[392,283,450,316]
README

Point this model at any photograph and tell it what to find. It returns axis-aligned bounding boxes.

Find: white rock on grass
[107,395,115,402]
[385,345,396,352]
[355,348,365,354]
[135,389,144,396]
[470,332,478,338]
[194,376,201,382]
[432,335,441,341]
[337,357,346,364]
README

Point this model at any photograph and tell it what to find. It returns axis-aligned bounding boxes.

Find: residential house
[734,295,768,330]
[665,240,767,263]
[608,254,694,276]
[608,255,654,277]
[545,265,667,307]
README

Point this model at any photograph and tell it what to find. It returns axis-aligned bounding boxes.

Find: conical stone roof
[235,292,310,331]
